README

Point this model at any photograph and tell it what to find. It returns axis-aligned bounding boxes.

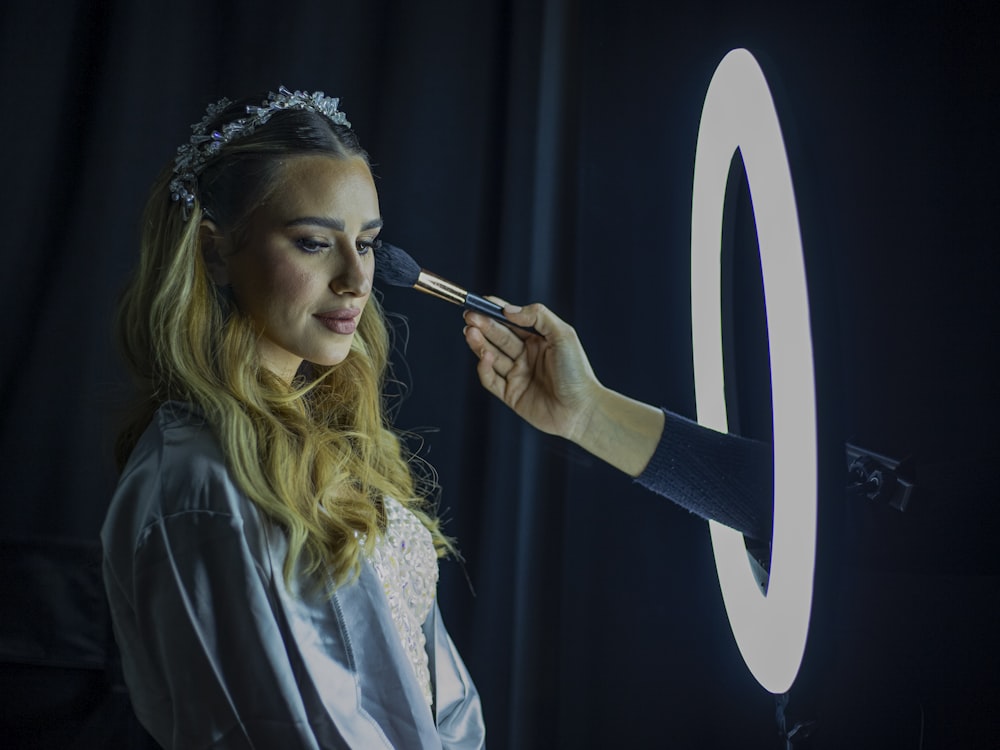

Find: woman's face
[208,155,381,382]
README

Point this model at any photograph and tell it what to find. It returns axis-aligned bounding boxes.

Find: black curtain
[2,1,998,748]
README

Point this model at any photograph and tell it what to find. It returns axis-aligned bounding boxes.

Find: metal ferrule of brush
[414,270,468,306]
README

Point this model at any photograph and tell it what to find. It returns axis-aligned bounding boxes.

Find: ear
[199,219,230,286]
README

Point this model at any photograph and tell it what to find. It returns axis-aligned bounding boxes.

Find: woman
[102,88,485,749]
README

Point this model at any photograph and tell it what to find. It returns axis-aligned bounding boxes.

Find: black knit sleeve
[635,408,773,541]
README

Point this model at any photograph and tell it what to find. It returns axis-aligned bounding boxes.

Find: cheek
[231,252,317,319]
[254,255,318,313]
[363,256,376,289]
[269,260,314,304]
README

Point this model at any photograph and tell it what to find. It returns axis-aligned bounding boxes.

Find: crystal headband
[169,85,352,219]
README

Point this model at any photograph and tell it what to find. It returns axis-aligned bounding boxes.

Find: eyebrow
[285,217,384,231]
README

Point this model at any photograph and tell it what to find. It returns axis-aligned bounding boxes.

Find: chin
[308,349,353,369]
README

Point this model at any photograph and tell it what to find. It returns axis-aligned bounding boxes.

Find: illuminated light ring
[690,48,817,695]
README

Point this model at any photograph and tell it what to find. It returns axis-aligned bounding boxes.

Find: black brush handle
[464,293,540,335]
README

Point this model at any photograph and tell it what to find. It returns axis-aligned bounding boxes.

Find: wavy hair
[115,99,452,587]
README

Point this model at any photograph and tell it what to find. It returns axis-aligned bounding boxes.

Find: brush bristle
[374,243,421,287]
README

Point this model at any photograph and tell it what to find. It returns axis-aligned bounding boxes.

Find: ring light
[690,48,817,695]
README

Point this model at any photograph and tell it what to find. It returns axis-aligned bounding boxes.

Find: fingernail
[504,304,522,313]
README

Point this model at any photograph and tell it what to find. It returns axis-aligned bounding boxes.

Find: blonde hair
[116,104,452,587]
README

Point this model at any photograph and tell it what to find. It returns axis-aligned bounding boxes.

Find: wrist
[576,388,665,477]
[564,384,609,447]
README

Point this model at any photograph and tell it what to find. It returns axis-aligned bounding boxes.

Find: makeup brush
[374,243,539,335]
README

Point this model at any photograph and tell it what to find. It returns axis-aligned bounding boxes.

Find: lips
[314,308,360,335]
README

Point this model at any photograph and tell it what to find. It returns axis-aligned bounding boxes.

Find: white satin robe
[101,402,485,749]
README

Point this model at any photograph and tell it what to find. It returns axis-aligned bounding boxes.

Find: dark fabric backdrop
[2,1,998,748]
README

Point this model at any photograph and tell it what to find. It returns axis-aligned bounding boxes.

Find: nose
[329,244,372,297]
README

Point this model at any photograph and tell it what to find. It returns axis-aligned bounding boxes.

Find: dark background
[1,1,998,748]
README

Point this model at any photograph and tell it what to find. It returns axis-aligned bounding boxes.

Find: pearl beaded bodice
[366,497,439,707]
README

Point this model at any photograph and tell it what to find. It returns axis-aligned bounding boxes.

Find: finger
[469,295,533,341]
[464,310,528,359]
[475,348,507,401]
[464,325,517,377]
[480,297,565,341]
[509,302,560,338]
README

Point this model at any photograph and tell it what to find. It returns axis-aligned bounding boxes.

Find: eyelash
[295,237,382,255]
[359,237,383,255]
[295,238,331,254]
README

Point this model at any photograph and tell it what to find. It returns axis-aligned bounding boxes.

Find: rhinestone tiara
[168,85,352,219]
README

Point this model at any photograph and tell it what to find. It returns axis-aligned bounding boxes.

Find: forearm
[574,392,773,540]
[572,386,665,477]
[636,409,773,540]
